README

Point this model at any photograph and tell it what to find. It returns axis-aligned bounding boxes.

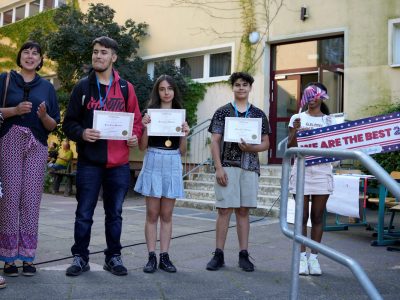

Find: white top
[289,111,336,130]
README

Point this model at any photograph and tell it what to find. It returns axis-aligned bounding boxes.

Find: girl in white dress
[288,82,336,276]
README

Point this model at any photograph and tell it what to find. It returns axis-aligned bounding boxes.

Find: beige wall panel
[80,0,243,59]
[78,0,400,121]
[264,0,400,119]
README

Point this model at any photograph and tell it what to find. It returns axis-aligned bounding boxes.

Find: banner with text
[296,112,400,166]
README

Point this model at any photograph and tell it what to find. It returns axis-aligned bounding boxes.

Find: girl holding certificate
[287,82,336,276]
[135,75,190,273]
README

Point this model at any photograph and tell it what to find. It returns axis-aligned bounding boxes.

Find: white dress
[288,112,336,195]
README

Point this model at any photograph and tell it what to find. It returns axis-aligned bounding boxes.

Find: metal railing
[280,148,400,300]
[182,119,212,178]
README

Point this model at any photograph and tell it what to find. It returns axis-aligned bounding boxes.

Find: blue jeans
[71,162,130,261]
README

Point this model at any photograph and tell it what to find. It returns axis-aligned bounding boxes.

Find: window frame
[388,18,400,67]
[143,43,234,83]
[0,0,64,27]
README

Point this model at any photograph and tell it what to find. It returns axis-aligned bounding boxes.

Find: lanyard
[233,101,250,118]
[96,76,113,109]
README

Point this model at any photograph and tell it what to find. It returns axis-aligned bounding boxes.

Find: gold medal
[165,139,172,147]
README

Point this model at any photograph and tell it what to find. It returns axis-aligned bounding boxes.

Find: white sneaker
[308,256,322,275]
[299,255,309,275]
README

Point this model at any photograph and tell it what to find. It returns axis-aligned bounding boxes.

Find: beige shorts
[289,162,334,195]
[214,167,259,208]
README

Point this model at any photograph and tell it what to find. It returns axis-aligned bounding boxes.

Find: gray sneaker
[104,256,128,276]
[66,256,90,276]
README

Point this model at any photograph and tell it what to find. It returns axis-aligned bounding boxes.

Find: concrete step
[188,173,281,185]
[184,181,281,196]
[260,165,282,177]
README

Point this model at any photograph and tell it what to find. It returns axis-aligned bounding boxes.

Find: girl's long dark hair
[147,74,183,109]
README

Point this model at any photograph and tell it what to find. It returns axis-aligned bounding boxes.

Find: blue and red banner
[296,112,400,165]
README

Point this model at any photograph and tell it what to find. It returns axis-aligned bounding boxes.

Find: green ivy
[238,0,257,73]
[183,80,207,126]
[358,102,400,175]
[370,102,400,174]
[0,9,57,74]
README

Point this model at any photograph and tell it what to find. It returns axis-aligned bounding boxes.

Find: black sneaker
[3,263,18,277]
[22,262,36,276]
[104,256,128,276]
[159,252,177,273]
[66,256,90,276]
[143,252,157,273]
[238,250,254,272]
[206,248,224,271]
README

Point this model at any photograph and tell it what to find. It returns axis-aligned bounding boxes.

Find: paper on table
[287,197,312,227]
[327,175,360,218]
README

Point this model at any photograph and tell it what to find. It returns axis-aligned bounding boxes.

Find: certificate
[93,110,134,140]
[224,117,262,144]
[147,109,186,136]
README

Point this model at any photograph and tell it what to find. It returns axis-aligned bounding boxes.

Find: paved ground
[0,192,399,299]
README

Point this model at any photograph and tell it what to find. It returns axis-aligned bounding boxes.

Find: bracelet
[0,112,4,126]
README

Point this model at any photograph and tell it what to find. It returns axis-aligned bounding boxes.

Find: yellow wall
[79,0,400,120]
[263,0,400,118]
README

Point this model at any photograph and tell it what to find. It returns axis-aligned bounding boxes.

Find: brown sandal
[3,262,18,277]
[22,261,37,276]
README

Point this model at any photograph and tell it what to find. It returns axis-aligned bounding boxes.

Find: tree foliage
[370,102,400,174]
[28,3,205,134]
[30,3,151,103]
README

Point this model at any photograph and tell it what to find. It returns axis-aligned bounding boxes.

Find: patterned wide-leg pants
[0,125,47,262]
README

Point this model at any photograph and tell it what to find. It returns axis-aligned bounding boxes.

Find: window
[144,45,233,83]
[389,18,400,67]
[319,37,344,66]
[15,5,26,22]
[210,52,231,77]
[154,60,175,76]
[3,9,13,25]
[29,1,40,17]
[181,56,204,79]
[58,0,67,7]
[43,0,55,11]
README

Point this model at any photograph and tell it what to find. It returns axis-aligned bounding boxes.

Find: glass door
[269,75,300,164]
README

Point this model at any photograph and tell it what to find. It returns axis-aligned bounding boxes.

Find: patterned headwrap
[300,85,329,108]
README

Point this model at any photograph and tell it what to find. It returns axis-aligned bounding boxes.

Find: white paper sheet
[327,175,360,218]
[287,197,312,227]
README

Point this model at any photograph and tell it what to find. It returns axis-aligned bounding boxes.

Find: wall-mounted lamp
[300,6,308,21]
[248,31,260,44]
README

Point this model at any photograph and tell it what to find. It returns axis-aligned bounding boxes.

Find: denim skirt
[134,147,184,199]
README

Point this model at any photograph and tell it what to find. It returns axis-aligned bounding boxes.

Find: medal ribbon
[233,101,250,118]
[96,75,113,110]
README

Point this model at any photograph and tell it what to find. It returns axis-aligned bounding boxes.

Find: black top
[148,135,180,150]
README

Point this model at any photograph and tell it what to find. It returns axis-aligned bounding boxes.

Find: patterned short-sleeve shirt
[208,103,271,175]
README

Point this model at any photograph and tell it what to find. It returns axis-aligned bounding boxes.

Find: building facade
[2,0,400,164]
[78,0,400,164]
